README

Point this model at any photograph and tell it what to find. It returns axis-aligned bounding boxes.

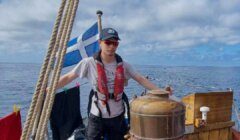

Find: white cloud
[0,0,60,55]
[0,0,240,63]
[219,13,240,28]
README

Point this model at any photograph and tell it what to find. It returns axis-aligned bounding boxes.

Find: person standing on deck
[52,28,172,140]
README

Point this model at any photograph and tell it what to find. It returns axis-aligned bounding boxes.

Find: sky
[0,0,240,66]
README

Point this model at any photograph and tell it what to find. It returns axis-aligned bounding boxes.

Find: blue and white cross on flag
[63,22,99,67]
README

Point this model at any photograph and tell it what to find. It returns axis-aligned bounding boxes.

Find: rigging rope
[36,0,79,139]
[21,0,67,139]
[21,0,79,139]
[30,0,72,138]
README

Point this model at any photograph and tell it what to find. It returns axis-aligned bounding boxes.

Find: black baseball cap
[100,28,120,41]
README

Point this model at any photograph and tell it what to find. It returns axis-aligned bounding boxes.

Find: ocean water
[0,63,240,129]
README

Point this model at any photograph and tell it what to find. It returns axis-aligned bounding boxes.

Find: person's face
[99,39,119,56]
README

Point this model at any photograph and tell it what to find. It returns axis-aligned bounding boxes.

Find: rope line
[21,0,67,139]
[34,0,73,139]
[36,0,79,139]
[30,0,71,138]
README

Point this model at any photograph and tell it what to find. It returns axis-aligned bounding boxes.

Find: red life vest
[94,51,124,104]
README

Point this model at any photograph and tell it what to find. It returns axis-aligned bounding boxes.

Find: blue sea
[0,63,240,130]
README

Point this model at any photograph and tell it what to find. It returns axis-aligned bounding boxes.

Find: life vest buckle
[109,93,114,99]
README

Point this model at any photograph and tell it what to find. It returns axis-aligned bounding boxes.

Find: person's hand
[165,85,173,95]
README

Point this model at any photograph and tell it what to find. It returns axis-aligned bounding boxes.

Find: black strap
[106,102,111,116]
[88,89,130,120]
[88,90,110,117]
[87,89,103,118]
[122,92,130,124]
[94,50,123,64]
[87,90,95,117]
[109,93,114,99]
[94,91,102,118]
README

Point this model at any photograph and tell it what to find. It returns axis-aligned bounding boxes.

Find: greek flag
[63,22,99,67]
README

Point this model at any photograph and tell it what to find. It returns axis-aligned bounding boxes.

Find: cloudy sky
[0,0,240,66]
